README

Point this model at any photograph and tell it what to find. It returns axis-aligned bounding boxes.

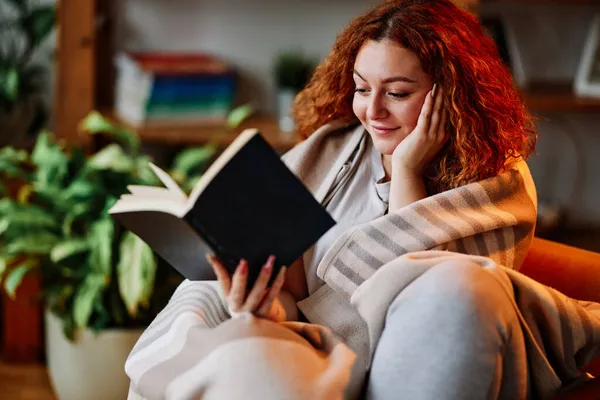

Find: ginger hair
[292,0,537,193]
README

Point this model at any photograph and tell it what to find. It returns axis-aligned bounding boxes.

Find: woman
[214,0,536,321]
[126,1,578,399]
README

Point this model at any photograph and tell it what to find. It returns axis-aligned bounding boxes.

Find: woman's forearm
[389,167,427,212]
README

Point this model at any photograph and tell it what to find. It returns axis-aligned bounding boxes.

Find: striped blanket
[314,159,538,296]
[123,124,600,399]
[125,282,358,400]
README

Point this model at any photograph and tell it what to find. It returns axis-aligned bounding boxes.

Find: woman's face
[352,39,433,155]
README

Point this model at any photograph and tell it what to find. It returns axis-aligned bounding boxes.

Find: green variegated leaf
[0,256,12,279]
[33,184,64,205]
[73,274,106,328]
[88,218,113,276]
[21,6,56,48]
[64,179,97,201]
[170,146,217,178]
[0,158,28,178]
[4,260,37,299]
[50,239,89,263]
[79,111,115,133]
[87,144,134,173]
[31,131,69,186]
[117,232,156,316]
[0,147,28,164]
[135,155,160,185]
[0,218,9,236]
[79,111,140,153]
[1,68,19,101]
[113,128,141,155]
[102,196,118,214]
[0,199,14,214]
[226,103,255,128]
[6,232,59,254]
[0,146,28,178]
[4,205,58,229]
[62,203,92,236]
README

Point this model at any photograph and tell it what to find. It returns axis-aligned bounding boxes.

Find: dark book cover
[183,133,336,287]
[112,131,336,288]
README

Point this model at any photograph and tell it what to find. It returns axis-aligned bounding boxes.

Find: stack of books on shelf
[114,52,237,127]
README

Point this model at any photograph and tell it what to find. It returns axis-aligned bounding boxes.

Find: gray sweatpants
[366,260,528,399]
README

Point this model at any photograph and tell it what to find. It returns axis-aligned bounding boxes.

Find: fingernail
[205,254,214,263]
[238,259,248,274]
[263,260,273,272]
[431,83,437,98]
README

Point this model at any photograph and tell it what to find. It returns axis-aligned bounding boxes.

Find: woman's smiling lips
[370,125,399,136]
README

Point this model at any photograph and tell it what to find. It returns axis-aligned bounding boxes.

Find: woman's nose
[367,95,388,120]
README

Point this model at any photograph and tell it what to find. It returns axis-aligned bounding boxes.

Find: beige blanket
[124,123,600,399]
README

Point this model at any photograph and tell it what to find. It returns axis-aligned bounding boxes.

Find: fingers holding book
[206,254,287,322]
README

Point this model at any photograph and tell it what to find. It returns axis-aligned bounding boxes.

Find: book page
[108,196,187,218]
[149,163,188,202]
[127,185,181,201]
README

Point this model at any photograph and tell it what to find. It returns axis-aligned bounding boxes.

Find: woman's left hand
[207,254,288,322]
[391,84,448,174]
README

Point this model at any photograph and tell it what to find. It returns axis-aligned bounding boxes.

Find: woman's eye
[388,92,410,99]
[354,88,370,95]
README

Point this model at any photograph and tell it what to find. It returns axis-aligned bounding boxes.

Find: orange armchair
[520,237,600,400]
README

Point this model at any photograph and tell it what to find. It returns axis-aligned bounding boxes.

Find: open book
[109,129,336,288]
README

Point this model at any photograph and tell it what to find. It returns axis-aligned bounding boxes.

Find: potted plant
[273,50,316,133]
[0,111,218,400]
[0,0,55,147]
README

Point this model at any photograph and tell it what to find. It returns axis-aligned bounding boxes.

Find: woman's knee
[371,259,525,400]
[387,259,516,340]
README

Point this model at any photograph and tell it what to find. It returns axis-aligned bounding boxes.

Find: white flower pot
[44,310,143,400]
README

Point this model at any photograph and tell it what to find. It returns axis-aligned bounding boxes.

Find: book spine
[130,52,232,75]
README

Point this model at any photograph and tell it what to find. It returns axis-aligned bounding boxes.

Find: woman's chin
[371,137,398,155]
[367,129,405,155]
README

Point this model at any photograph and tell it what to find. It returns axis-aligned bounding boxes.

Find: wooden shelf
[521,82,600,113]
[104,111,299,151]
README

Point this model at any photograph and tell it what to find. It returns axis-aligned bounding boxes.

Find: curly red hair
[293,0,537,193]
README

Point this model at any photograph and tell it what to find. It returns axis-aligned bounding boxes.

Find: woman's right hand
[206,254,288,322]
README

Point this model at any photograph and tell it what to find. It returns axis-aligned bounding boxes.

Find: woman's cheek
[352,95,367,121]
[399,95,428,130]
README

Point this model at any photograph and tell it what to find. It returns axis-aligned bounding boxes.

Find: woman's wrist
[389,163,427,211]
[391,158,423,178]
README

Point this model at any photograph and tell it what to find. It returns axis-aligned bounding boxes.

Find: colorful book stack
[114,52,237,127]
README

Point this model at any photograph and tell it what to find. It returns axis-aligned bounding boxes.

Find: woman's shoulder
[281,121,366,204]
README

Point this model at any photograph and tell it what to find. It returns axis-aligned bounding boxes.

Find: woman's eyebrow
[353,69,417,84]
